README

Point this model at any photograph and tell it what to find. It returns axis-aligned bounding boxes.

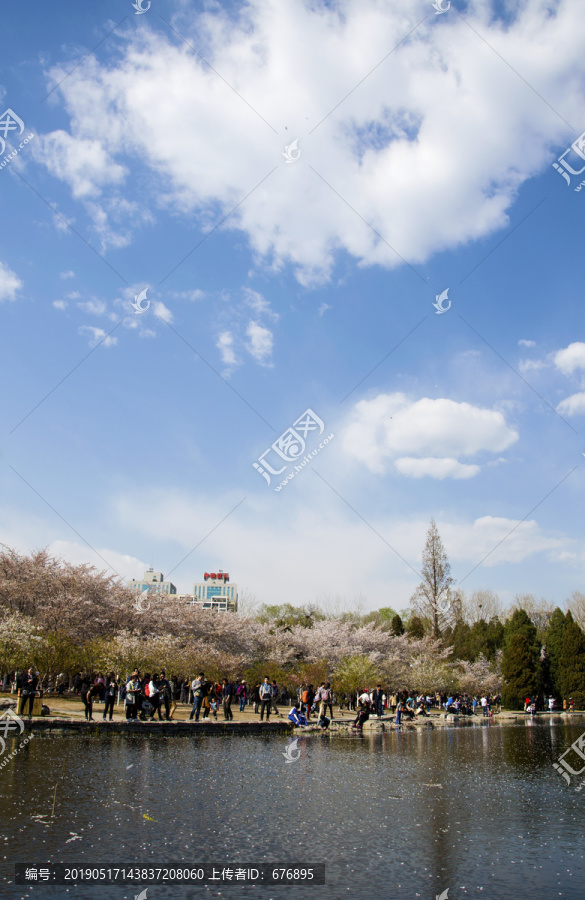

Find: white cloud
[78,325,118,348]
[217,331,238,368]
[319,303,332,316]
[442,516,563,566]
[47,540,146,581]
[78,298,107,315]
[108,488,565,602]
[518,339,536,347]
[395,457,480,480]
[342,392,518,477]
[243,287,279,321]
[518,357,548,374]
[173,289,205,302]
[553,342,585,375]
[152,300,173,323]
[33,130,126,199]
[60,270,75,279]
[35,0,585,283]
[245,321,273,365]
[67,291,81,300]
[53,299,67,310]
[557,392,585,416]
[0,261,22,302]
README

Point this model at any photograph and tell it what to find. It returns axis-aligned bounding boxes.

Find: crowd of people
[62,672,292,722]
[9,669,513,728]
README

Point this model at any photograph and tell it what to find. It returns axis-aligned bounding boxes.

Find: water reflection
[0,723,584,899]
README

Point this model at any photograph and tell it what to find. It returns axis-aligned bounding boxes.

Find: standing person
[95,673,106,704]
[317,683,327,719]
[324,682,334,719]
[303,684,315,721]
[259,677,273,721]
[236,680,247,712]
[180,678,188,705]
[222,678,234,721]
[372,684,384,719]
[20,667,39,719]
[125,671,141,721]
[189,673,206,721]
[159,672,172,720]
[352,690,371,730]
[481,695,488,717]
[395,699,403,726]
[548,695,555,713]
[82,682,101,721]
[253,682,261,714]
[148,674,164,721]
[103,673,118,721]
[270,680,280,715]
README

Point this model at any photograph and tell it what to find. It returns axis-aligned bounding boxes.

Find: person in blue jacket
[288,703,307,726]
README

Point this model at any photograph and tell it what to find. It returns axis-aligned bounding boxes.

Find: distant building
[191,570,237,612]
[129,568,177,595]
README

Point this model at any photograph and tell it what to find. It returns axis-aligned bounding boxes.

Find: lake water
[1,719,584,899]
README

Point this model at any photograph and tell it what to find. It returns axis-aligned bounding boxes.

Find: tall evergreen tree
[544,607,568,695]
[406,615,426,640]
[391,613,405,636]
[410,518,454,638]
[504,608,539,652]
[559,617,585,709]
[501,633,539,709]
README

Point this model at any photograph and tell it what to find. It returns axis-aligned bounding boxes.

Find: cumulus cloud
[553,342,585,375]
[394,457,480,480]
[33,131,126,199]
[245,321,273,365]
[518,339,536,348]
[152,300,173,323]
[342,392,518,477]
[34,0,585,283]
[78,325,117,348]
[443,516,563,566]
[60,270,75,279]
[243,287,279,321]
[557,392,585,416]
[217,331,237,367]
[53,299,67,310]
[78,298,107,315]
[0,261,22,302]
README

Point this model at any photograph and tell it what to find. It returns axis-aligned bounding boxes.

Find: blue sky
[1,0,584,612]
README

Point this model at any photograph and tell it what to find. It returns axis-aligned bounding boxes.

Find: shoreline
[10,709,585,737]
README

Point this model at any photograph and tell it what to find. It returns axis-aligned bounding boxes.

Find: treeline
[0,545,584,707]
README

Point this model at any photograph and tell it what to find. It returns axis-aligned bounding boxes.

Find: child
[211,698,218,719]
